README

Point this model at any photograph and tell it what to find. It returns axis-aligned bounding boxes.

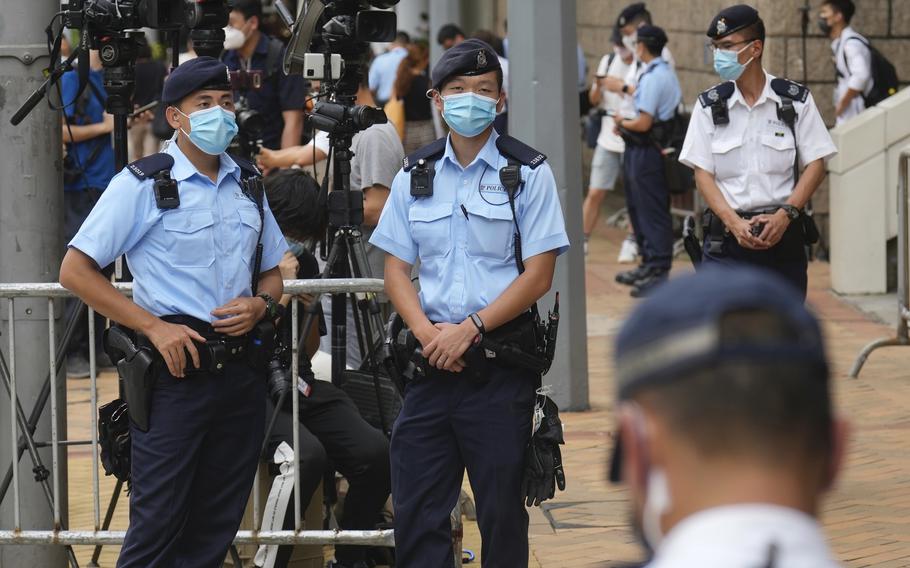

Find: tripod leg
[89,479,124,566]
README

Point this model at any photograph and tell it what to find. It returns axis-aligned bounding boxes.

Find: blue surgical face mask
[441,92,499,137]
[176,105,238,155]
[713,42,754,81]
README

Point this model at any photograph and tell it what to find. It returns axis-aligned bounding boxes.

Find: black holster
[702,209,727,255]
[104,326,156,432]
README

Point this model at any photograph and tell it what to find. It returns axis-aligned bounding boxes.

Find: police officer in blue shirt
[60,56,288,567]
[613,25,682,297]
[370,39,569,567]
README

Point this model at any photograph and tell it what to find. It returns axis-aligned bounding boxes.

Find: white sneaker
[617,238,639,264]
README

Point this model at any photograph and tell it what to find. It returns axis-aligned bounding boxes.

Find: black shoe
[615,265,649,286]
[630,268,669,298]
[66,353,90,379]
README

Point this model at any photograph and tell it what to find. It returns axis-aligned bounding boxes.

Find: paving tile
[53,225,910,566]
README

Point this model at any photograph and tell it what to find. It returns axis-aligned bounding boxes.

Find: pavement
[58,224,910,567]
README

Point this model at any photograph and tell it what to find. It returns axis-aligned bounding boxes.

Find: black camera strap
[770,78,808,188]
[232,155,267,294]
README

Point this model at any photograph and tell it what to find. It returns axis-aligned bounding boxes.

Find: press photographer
[260,169,391,568]
[224,0,307,151]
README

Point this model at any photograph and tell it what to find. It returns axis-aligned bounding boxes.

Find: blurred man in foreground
[610,266,847,567]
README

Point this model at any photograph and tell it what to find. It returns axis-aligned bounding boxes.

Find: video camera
[284,0,399,100]
[11,0,229,170]
[63,0,227,58]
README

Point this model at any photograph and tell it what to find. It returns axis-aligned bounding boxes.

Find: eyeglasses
[710,38,759,52]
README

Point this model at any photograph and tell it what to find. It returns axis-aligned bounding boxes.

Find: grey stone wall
[578,0,910,124]
[576,0,910,252]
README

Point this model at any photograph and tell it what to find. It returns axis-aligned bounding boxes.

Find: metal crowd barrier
[0,279,394,562]
[850,148,910,377]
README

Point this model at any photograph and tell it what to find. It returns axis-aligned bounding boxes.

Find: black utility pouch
[248,320,277,372]
[802,214,820,245]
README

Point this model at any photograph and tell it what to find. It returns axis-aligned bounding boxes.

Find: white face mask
[641,468,672,549]
[622,32,637,53]
[223,26,245,51]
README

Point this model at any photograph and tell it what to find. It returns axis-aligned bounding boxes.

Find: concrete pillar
[394,0,428,41]
[507,0,588,411]
[428,0,461,66]
[0,0,68,566]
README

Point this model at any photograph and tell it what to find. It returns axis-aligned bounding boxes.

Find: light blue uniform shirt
[69,141,288,323]
[634,58,682,122]
[369,131,569,324]
[368,46,408,102]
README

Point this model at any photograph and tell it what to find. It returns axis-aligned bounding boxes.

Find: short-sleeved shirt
[368,46,408,103]
[833,26,873,125]
[61,69,116,192]
[69,141,288,323]
[634,58,681,122]
[369,131,570,324]
[223,34,307,150]
[679,71,838,211]
[350,122,406,280]
[595,52,634,152]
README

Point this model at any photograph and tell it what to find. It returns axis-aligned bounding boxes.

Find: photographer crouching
[261,169,391,568]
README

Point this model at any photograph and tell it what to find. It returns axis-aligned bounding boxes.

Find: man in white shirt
[609,265,848,568]
[584,28,635,258]
[819,0,872,124]
[679,4,837,299]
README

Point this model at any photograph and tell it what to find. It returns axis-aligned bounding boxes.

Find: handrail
[0,277,393,560]
[849,147,910,377]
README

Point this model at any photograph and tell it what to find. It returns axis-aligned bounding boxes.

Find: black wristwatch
[468,312,485,337]
[258,293,281,323]
[780,204,801,221]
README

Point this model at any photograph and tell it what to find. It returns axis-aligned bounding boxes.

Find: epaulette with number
[495,135,546,169]
[697,81,735,108]
[126,153,174,180]
[770,78,809,103]
[126,153,179,209]
[402,137,447,172]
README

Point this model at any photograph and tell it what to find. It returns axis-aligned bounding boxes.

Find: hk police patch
[788,84,799,97]
[707,89,720,102]
[716,18,727,35]
[477,50,487,69]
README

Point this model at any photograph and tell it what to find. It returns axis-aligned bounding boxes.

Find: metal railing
[850,148,910,377]
[0,279,395,563]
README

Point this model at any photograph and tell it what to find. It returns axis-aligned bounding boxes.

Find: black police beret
[162,56,233,105]
[430,38,501,91]
[617,2,647,27]
[636,24,668,48]
[707,4,760,39]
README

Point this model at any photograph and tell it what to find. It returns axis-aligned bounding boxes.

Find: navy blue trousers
[117,362,265,568]
[623,144,673,270]
[391,365,536,568]
[703,221,808,300]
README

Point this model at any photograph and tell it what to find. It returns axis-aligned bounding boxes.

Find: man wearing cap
[60,56,288,567]
[613,24,682,297]
[370,39,569,566]
[610,265,847,567]
[679,5,837,299]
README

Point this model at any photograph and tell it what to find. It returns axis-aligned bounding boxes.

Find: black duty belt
[136,315,250,374]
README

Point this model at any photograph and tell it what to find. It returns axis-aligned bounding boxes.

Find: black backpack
[839,36,899,107]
